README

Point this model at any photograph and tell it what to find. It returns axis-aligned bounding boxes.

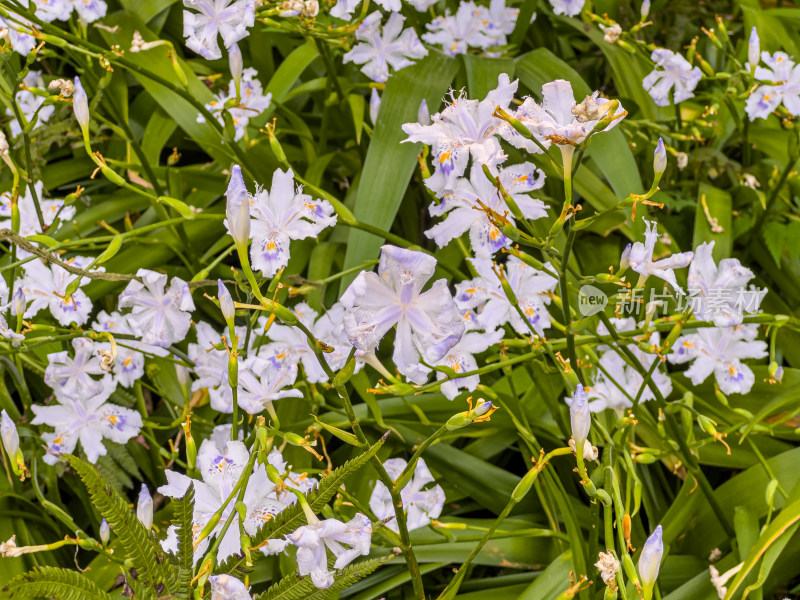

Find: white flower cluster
[746,47,800,120]
[1,0,106,56]
[199,68,272,141]
[0,1,782,596]
[422,0,519,57]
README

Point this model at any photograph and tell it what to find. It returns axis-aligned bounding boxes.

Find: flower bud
[99,518,110,545]
[619,244,631,270]
[638,525,664,600]
[1,410,19,459]
[303,0,319,17]
[640,0,650,19]
[225,165,251,248]
[769,362,784,383]
[137,484,153,530]
[0,131,8,156]
[418,99,430,125]
[569,384,591,445]
[445,399,495,430]
[748,27,760,72]
[217,279,236,323]
[473,400,493,417]
[72,77,89,131]
[369,88,380,126]
[181,418,197,470]
[229,44,243,86]
[653,138,666,176]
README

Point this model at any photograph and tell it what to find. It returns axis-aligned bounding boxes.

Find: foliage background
[2,0,800,598]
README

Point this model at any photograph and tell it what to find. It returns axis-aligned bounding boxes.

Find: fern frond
[96,453,134,493]
[66,454,171,590]
[247,432,388,551]
[108,441,143,480]
[124,572,156,600]
[254,556,391,600]
[0,566,115,600]
[167,483,195,597]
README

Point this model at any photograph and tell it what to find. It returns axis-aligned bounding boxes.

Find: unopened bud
[225,165,251,248]
[748,27,760,72]
[369,88,380,126]
[12,288,25,318]
[619,244,631,270]
[653,138,666,176]
[72,77,89,131]
[229,43,243,85]
[0,410,19,460]
[769,361,783,382]
[640,0,650,19]
[569,384,591,445]
[217,279,236,323]
[99,519,110,545]
[417,99,430,125]
[182,418,197,469]
[445,399,495,430]
[137,484,153,530]
[638,525,664,600]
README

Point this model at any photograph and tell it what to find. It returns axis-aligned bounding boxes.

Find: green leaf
[517,550,573,599]
[66,454,172,590]
[693,184,732,260]
[141,107,178,167]
[119,0,178,23]
[724,498,800,600]
[265,40,320,106]
[168,483,195,598]
[340,53,458,293]
[348,93,365,145]
[394,425,526,515]
[556,15,667,121]
[463,55,515,99]
[241,433,389,557]
[97,15,234,167]
[0,566,115,600]
[255,556,391,600]
[762,221,787,266]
